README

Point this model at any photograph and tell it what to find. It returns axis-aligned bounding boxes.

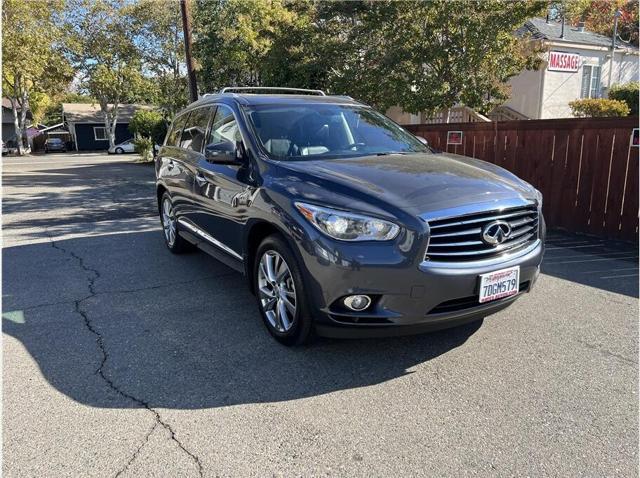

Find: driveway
[3,153,638,477]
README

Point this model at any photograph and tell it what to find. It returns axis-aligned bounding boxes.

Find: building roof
[518,17,638,50]
[62,103,153,123]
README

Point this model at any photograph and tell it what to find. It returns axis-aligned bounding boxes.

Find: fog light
[343,295,371,311]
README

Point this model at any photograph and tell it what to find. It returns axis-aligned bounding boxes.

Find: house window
[93,127,108,140]
[581,65,602,98]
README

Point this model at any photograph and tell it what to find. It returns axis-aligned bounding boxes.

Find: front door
[191,104,254,258]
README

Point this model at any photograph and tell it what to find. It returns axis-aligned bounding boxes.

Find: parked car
[44,137,66,153]
[155,87,545,345]
[2,141,8,155]
[108,139,135,154]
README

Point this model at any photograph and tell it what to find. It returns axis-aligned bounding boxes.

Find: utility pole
[607,10,622,90]
[180,0,198,102]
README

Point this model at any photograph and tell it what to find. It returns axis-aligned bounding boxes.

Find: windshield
[245,104,428,160]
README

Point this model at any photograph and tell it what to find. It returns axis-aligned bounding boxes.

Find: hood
[277,152,537,217]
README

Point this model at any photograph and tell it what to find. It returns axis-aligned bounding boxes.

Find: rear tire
[159,192,192,254]
[115,147,124,154]
[254,234,313,346]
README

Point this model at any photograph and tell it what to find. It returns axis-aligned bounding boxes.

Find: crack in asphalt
[10,273,235,313]
[46,231,205,478]
[115,422,158,478]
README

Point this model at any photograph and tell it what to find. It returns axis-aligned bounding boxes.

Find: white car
[2,141,8,155]
[108,139,135,154]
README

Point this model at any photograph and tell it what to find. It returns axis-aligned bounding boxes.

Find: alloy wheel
[257,250,297,332]
[162,197,177,246]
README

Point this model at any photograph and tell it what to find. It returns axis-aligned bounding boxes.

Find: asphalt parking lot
[3,153,638,477]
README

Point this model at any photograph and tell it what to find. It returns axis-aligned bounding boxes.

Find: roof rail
[218,87,326,96]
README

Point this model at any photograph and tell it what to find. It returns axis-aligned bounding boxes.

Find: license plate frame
[478,266,520,303]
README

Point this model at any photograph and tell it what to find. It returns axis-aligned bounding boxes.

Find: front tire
[115,147,124,154]
[254,235,313,345]
[159,192,192,254]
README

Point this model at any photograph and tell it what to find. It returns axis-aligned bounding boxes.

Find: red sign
[548,51,581,72]
[447,131,463,145]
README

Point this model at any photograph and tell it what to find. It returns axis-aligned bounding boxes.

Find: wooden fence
[405,117,639,241]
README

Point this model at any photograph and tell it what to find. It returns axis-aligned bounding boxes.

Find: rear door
[191,104,252,257]
[157,111,197,222]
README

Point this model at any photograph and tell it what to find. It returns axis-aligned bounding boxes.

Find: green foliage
[127,0,189,116]
[151,120,169,146]
[133,137,154,162]
[193,0,547,114]
[608,82,639,116]
[65,0,156,147]
[129,110,164,138]
[569,98,631,117]
[39,92,95,126]
[2,0,73,153]
[564,0,639,46]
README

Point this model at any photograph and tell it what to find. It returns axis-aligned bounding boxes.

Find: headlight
[294,202,400,241]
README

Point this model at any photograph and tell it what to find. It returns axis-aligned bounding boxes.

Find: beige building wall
[502,68,544,119]
[507,44,639,119]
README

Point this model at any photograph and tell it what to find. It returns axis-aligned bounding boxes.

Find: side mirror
[416,136,429,146]
[204,141,242,165]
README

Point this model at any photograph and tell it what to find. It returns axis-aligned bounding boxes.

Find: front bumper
[295,228,544,338]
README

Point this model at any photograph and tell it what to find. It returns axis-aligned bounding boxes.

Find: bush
[569,98,630,118]
[133,137,154,162]
[129,110,164,138]
[151,119,168,146]
[608,82,639,116]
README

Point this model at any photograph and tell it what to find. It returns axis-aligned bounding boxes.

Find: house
[62,103,153,151]
[385,17,639,124]
[496,17,640,120]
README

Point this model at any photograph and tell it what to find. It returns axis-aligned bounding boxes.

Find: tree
[193,1,547,116]
[2,0,73,154]
[193,0,311,92]
[38,92,96,126]
[565,0,639,46]
[315,1,547,114]
[129,110,166,161]
[127,0,190,116]
[65,0,154,148]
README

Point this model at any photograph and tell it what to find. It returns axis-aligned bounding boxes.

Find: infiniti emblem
[482,220,512,246]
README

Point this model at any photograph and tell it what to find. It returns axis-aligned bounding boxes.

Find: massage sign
[547,51,581,72]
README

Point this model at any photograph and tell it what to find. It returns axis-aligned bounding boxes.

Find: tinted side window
[207,105,240,147]
[180,107,214,152]
[166,114,188,147]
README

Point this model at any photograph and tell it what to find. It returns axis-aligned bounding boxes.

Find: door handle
[195,172,208,186]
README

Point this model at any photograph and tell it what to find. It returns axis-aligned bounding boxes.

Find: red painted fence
[405,117,639,241]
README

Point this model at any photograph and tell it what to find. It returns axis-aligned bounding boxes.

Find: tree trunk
[100,102,119,149]
[110,108,118,149]
[10,97,23,155]
[9,77,29,155]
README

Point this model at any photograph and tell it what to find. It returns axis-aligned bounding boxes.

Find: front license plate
[478,266,520,303]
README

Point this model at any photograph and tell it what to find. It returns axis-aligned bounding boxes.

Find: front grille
[425,205,539,262]
[428,281,530,315]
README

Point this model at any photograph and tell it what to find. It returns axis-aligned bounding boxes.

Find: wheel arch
[244,220,300,295]
[156,184,168,210]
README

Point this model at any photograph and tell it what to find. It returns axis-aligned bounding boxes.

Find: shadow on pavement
[3,230,483,410]
[542,231,638,298]
[3,162,157,231]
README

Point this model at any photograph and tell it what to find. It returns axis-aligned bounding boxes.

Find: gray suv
[155,87,545,345]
